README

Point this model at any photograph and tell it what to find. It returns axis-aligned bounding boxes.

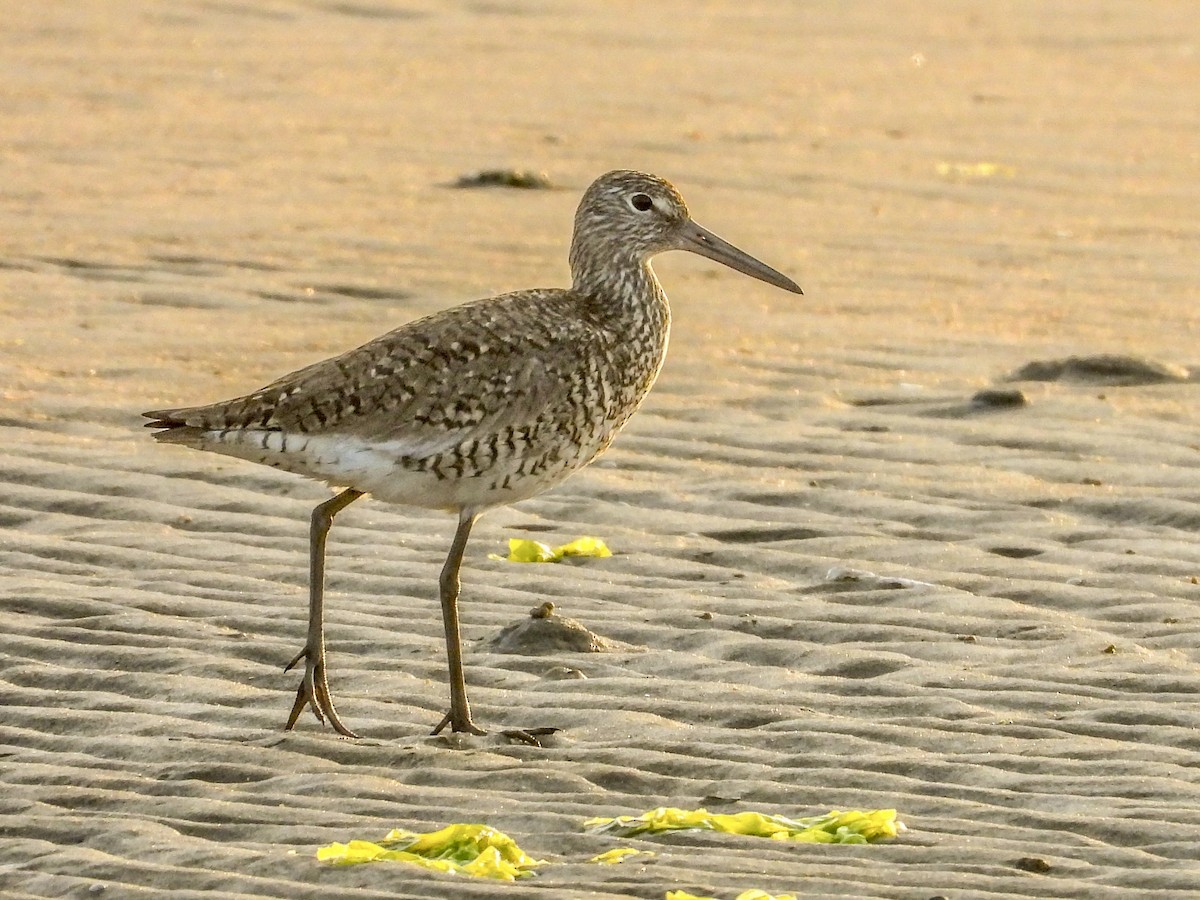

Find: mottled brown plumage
[145,170,802,739]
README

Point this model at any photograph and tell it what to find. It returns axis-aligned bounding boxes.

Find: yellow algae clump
[316,824,546,881]
[934,160,1016,179]
[490,536,613,563]
[666,891,797,900]
[585,807,903,844]
[588,847,656,864]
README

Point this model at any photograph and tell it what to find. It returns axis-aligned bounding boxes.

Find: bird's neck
[569,242,669,321]
[568,241,673,429]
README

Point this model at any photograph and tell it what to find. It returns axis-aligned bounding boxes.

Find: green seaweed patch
[453,169,557,189]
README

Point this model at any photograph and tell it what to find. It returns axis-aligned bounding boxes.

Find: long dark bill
[680,220,803,295]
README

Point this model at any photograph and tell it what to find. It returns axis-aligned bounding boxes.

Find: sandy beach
[2,1,1199,897]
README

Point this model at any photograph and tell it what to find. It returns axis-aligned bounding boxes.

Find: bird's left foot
[284,646,360,739]
[499,726,562,747]
[431,710,487,737]
[430,712,560,747]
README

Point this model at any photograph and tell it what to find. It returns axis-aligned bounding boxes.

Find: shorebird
[145,170,802,739]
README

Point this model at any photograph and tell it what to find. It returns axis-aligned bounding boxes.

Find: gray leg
[285,487,363,737]
[431,509,486,735]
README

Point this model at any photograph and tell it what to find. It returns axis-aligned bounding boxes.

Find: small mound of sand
[1006,355,1189,385]
[489,602,619,654]
[971,387,1028,408]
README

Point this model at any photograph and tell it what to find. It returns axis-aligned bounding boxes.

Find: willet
[145,170,803,739]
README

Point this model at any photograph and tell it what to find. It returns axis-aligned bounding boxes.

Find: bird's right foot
[284,646,360,738]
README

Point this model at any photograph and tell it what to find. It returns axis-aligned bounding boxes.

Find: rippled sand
[2,2,1199,897]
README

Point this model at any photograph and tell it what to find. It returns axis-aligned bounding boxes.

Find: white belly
[193,427,602,512]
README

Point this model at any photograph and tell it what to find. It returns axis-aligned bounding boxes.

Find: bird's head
[570,170,803,296]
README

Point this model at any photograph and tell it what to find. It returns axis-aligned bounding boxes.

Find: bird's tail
[142,408,210,447]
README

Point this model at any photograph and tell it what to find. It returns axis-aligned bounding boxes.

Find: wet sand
[2,2,1199,897]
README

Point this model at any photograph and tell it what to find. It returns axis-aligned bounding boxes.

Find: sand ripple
[3,1,1200,897]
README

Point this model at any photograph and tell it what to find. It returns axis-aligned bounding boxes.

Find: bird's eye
[630,193,654,212]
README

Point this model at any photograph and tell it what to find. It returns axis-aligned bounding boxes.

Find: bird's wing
[145,290,601,462]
